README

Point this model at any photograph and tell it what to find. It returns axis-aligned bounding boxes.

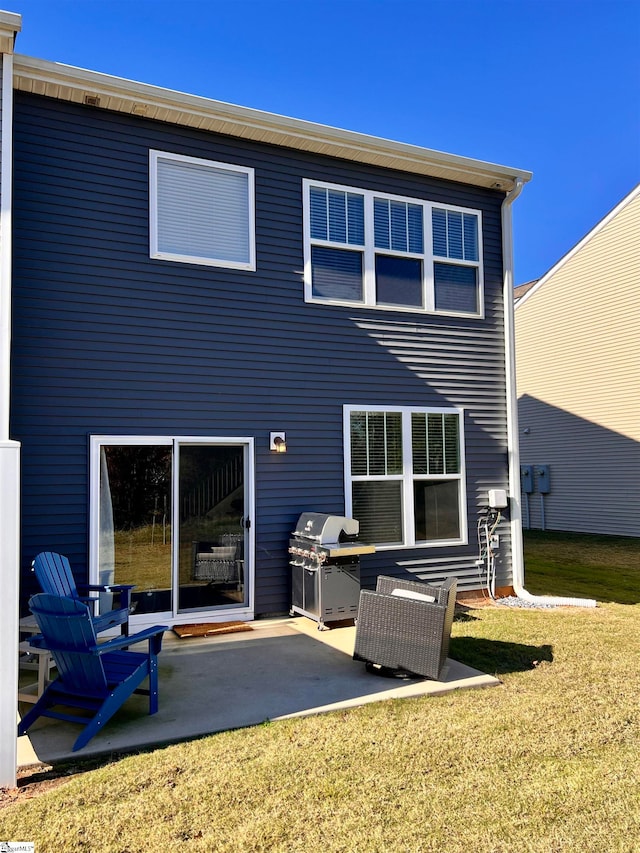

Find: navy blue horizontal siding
[11,92,511,612]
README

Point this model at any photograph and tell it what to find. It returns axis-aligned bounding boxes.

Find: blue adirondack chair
[18,593,167,751]
[32,551,134,635]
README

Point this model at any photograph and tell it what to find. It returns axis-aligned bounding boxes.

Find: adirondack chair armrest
[78,582,135,597]
[29,625,166,655]
[27,634,47,651]
[102,584,135,610]
[94,625,167,655]
[77,583,135,610]
[28,634,103,654]
[76,593,100,604]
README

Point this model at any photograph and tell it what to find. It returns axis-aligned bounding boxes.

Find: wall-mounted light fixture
[270,432,287,453]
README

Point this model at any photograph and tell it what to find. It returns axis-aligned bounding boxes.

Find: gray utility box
[290,559,361,628]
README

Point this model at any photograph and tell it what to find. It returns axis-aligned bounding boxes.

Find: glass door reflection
[177,444,246,613]
[99,444,173,615]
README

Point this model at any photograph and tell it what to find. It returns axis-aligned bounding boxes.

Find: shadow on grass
[453,605,480,623]
[450,636,553,676]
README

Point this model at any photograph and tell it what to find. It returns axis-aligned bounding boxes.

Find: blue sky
[10,0,640,283]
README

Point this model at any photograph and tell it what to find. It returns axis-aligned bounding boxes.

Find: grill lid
[293,512,359,544]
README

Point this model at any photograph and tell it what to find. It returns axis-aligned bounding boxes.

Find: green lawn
[2,532,639,852]
[524,529,640,604]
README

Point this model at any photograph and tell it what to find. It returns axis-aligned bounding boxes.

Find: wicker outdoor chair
[353,575,457,680]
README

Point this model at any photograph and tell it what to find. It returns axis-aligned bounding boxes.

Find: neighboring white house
[515,185,640,537]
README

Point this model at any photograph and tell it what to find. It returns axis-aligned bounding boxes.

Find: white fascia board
[0,11,21,30]
[0,11,20,54]
[13,53,532,191]
[515,183,640,310]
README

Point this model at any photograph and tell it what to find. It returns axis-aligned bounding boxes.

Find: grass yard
[2,532,639,852]
[524,529,640,604]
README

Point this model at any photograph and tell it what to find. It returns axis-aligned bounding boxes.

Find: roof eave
[13,54,532,191]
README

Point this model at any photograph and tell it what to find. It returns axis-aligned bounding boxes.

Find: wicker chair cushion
[390,588,436,603]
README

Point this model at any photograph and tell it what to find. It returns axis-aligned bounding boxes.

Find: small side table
[18,615,55,704]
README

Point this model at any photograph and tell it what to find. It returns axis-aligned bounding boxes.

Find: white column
[0,13,23,790]
[0,440,20,787]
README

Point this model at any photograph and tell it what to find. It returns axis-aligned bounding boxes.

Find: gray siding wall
[11,92,512,612]
[520,402,640,536]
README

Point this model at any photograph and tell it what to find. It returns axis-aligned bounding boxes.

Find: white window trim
[303,179,484,318]
[88,435,256,629]
[343,405,468,549]
[149,150,256,271]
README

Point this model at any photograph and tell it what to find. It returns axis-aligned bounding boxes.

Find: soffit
[13,54,532,192]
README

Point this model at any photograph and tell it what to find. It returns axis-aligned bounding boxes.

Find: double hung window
[432,207,480,313]
[344,406,467,548]
[150,150,255,270]
[303,180,483,316]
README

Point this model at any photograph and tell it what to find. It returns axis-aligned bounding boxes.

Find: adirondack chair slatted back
[29,594,109,697]
[32,550,133,636]
[33,551,79,600]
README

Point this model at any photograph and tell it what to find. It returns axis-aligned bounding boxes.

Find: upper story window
[150,150,256,270]
[303,180,483,317]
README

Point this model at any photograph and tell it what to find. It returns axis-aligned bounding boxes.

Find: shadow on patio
[18,617,500,767]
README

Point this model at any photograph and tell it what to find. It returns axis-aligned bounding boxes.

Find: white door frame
[89,435,256,628]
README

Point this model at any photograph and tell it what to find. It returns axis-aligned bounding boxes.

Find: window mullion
[364,194,376,305]
[405,205,409,254]
[402,412,415,547]
[424,205,435,312]
[383,412,388,475]
[365,412,370,477]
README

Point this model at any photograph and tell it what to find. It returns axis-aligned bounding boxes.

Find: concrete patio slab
[17,617,500,768]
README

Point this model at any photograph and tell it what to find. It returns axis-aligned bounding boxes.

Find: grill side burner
[289,513,374,628]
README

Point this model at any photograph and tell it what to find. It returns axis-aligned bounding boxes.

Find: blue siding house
[1,15,533,636]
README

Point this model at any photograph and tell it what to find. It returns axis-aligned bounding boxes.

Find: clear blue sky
[10,0,640,283]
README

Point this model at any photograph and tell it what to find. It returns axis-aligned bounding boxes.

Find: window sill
[373,538,469,551]
[306,295,483,320]
[151,251,256,271]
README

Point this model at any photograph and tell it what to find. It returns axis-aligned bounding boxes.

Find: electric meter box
[520,464,534,493]
[537,465,551,494]
[488,489,508,509]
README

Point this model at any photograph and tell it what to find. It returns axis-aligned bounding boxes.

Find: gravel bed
[496,595,560,609]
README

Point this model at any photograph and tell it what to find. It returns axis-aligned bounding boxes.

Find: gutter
[12,54,532,192]
[501,180,596,608]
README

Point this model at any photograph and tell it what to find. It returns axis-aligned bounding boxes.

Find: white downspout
[502,180,596,608]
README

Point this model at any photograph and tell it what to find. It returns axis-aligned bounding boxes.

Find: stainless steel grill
[289,512,374,628]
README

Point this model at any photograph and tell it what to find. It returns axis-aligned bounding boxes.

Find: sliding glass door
[99,442,173,614]
[177,444,245,613]
[92,437,253,623]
